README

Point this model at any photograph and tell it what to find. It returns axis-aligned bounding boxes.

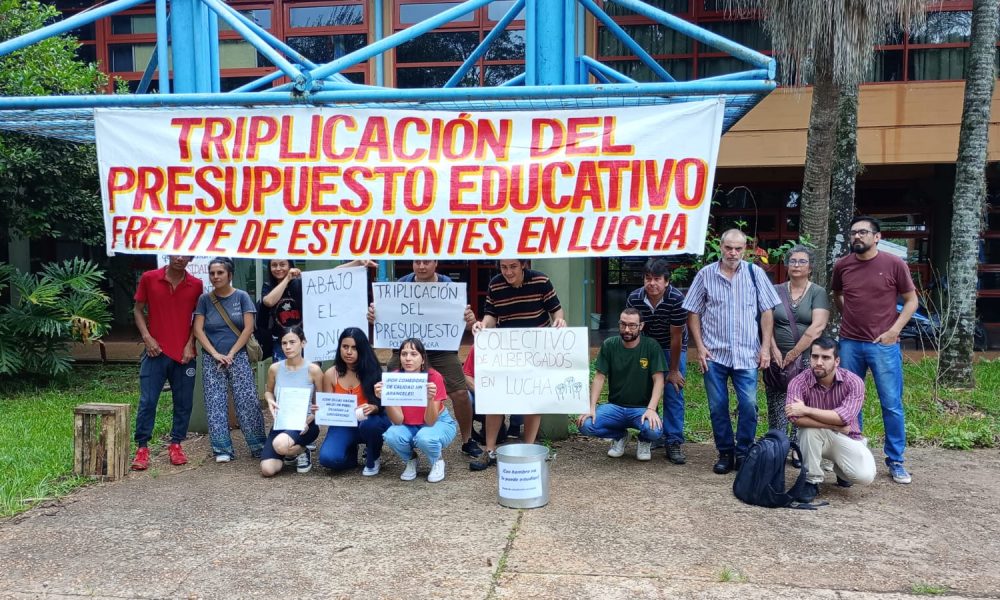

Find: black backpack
[733,429,824,509]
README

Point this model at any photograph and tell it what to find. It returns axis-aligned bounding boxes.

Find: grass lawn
[1,358,997,518]
[0,364,172,518]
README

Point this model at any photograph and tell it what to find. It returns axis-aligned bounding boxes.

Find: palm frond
[40,258,106,294]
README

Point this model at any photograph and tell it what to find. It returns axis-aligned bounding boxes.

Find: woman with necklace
[766,245,830,452]
[260,326,324,477]
[318,327,390,475]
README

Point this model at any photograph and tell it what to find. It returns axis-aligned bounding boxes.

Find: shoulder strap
[210,292,242,337]
[747,261,761,312]
[778,284,801,342]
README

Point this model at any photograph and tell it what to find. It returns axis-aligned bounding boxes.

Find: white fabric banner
[371,282,467,351]
[301,266,368,363]
[95,101,724,259]
[473,327,590,415]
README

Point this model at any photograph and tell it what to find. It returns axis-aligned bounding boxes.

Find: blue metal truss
[0,0,776,143]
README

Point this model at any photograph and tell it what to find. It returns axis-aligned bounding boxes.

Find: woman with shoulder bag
[765,245,830,455]
[193,257,267,462]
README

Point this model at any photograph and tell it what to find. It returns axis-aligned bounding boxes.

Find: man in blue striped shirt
[683,229,781,474]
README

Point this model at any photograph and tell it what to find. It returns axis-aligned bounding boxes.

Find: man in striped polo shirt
[625,257,689,465]
[683,229,780,474]
[470,259,566,471]
[785,337,877,502]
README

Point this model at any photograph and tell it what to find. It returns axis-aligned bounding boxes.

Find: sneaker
[401,458,418,481]
[296,450,312,474]
[886,460,912,484]
[283,454,297,466]
[461,439,484,458]
[427,459,446,483]
[362,458,381,477]
[636,440,652,461]
[131,447,150,471]
[836,476,854,488]
[608,434,628,458]
[666,443,687,465]
[470,450,497,471]
[215,453,233,463]
[168,442,188,466]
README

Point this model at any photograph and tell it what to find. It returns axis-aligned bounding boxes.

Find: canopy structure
[0,0,776,144]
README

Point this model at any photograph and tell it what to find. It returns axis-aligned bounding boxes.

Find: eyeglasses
[850,229,874,237]
[787,259,810,266]
[618,321,641,330]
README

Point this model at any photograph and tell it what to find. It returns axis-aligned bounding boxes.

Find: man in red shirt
[130,256,204,470]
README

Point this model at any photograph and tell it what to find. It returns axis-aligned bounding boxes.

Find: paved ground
[1,431,998,600]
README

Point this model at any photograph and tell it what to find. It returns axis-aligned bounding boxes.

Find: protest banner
[315,392,358,427]
[380,372,428,407]
[95,101,723,260]
[301,266,368,363]
[273,387,312,431]
[371,282,466,351]
[473,327,589,414]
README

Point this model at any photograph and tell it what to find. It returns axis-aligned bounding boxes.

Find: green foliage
[0,258,111,378]
[910,583,948,595]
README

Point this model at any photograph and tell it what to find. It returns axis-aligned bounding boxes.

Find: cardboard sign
[301,266,368,363]
[273,386,312,431]
[380,372,428,407]
[315,392,358,427]
[474,327,590,414]
[371,282,467,351]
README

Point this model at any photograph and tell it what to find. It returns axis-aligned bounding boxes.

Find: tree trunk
[826,82,860,335]
[938,0,999,389]
[800,48,840,289]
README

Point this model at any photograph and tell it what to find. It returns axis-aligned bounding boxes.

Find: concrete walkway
[1,435,998,599]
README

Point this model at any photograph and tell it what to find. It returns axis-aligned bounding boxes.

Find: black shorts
[260,422,320,461]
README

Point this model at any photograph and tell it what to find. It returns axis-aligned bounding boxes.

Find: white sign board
[474,327,590,414]
[156,255,213,288]
[498,461,544,500]
[371,282,467,351]
[315,392,358,427]
[273,387,312,431]
[302,266,368,363]
[380,372,428,407]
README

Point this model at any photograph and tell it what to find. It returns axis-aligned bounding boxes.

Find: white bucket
[496,443,550,509]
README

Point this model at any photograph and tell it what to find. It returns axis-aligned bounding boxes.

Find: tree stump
[74,403,130,480]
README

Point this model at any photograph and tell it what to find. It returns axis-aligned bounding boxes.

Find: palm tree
[937,0,999,389]
[726,1,928,287]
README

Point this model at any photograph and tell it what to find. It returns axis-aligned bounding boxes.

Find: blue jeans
[579,403,663,442]
[838,338,906,463]
[662,350,687,445]
[318,413,392,471]
[383,411,458,464]
[703,361,759,456]
[135,352,196,446]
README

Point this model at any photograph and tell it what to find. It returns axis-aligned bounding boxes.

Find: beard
[620,331,639,343]
[850,240,870,254]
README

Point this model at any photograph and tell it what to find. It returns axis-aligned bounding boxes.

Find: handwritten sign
[273,387,312,431]
[372,282,467,351]
[380,372,428,407]
[474,327,589,414]
[302,266,368,363]
[315,392,358,427]
[498,461,544,500]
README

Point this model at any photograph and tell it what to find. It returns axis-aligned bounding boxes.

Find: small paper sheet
[380,372,428,407]
[273,387,312,431]
[315,392,359,427]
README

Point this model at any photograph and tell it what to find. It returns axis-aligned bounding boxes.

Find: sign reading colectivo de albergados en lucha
[95,100,724,260]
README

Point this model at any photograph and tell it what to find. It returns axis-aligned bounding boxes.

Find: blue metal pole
[193,1,213,92]
[529,0,567,85]
[155,0,170,94]
[699,68,771,82]
[200,0,305,86]
[577,0,673,82]
[607,0,775,74]
[0,0,150,58]
[170,0,197,92]
[0,81,774,109]
[500,73,526,86]
[209,11,220,93]
[563,0,576,84]
[580,56,637,83]
[231,70,285,93]
[373,0,385,86]
[137,46,159,94]
[446,0,525,88]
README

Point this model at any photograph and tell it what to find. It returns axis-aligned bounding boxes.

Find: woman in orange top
[377,337,457,483]
[319,327,389,476]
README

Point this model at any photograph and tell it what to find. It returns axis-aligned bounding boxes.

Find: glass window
[484,64,523,85]
[69,22,96,41]
[485,30,526,61]
[342,71,367,84]
[604,0,688,17]
[698,56,750,77]
[219,41,268,69]
[396,31,479,63]
[109,43,149,71]
[909,11,972,44]
[867,50,905,82]
[289,5,363,28]
[219,10,273,31]
[487,0,525,21]
[701,20,770,51]
[286,34,367,62]
[111,14,157,35]
[909,48,966,80]
[397,66,479,88]
[601,58,692,82]
[598,24,691,56]
[399,3,475,24]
